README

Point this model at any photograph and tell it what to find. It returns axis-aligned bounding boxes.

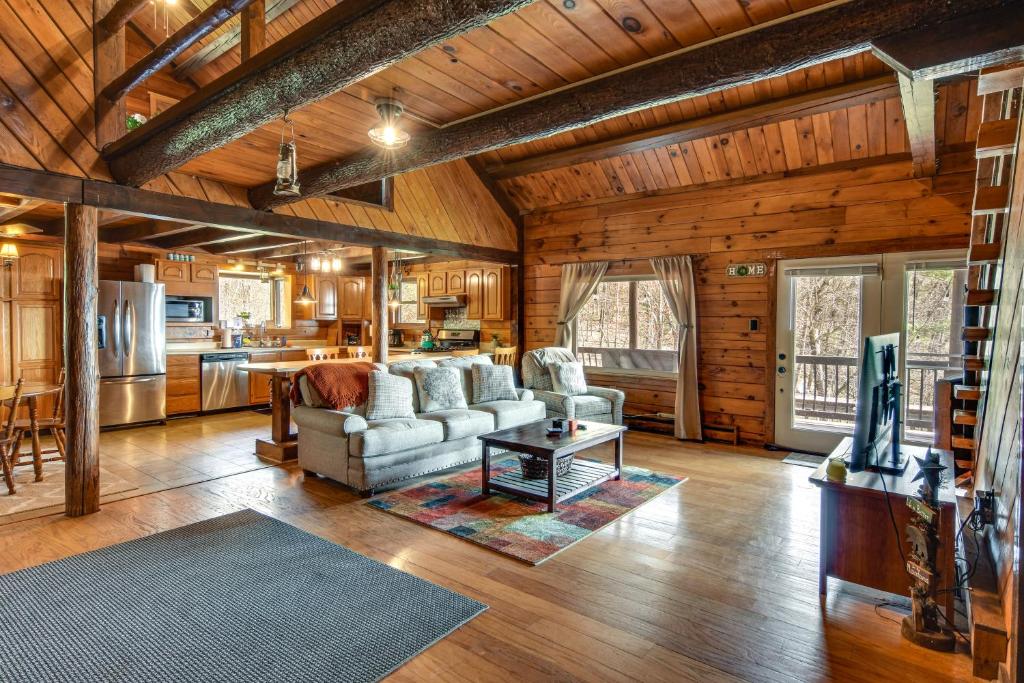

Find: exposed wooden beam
[0,165,83,204]
[465,157,522,226]
[94,0,126,148]
[240,0,266,60]
[148,227,252,249]
[64,203,100,517]
[204,235,301,254]
[872,3,1024,80]
[103,0,533,185]
[99,220,206,243]
[0,198,44,222]
[896,75,937,177]
[102,0,259,102]
[371,246,388,364]
[100,0,148,33]
[173,0,301,80]
[248,0,1008,208]
[485,75,898,180]
[324,179,394,211]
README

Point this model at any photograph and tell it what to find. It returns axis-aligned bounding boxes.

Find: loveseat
[292,355,545,494]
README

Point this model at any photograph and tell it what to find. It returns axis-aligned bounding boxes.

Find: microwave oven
[166,297,205,323]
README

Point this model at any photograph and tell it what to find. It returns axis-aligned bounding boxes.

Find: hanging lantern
[294,243,316,304]
[387,250,403,308]
[331,255,343,272]
[258,265,269,283]
[273,116,301,197]
[309,253,321,272]
[368,98,411,150]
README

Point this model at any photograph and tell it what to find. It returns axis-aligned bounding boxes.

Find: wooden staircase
[947,65,1023,487]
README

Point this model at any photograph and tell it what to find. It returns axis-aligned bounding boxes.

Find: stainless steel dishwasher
[200,352,250,411]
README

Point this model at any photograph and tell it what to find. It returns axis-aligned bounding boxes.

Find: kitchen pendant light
[309,253,321,272]
[273,115,301,197]
[331,255,343,272]
[368,98,411,150]
[294,243,317,304]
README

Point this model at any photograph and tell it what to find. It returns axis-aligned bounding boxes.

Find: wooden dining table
[4,383,63,483]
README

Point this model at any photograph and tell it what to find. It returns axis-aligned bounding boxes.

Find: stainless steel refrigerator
[98,281,167,427]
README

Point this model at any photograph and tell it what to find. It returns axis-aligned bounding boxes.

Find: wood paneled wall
[523,152,975,445]
[975,127,1024,648]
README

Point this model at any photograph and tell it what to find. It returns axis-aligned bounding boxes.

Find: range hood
[421,295,466,308]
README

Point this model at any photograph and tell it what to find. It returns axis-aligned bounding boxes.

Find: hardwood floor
[0,426,976,681]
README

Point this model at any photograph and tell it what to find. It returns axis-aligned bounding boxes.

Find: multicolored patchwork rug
[367,459,686,564]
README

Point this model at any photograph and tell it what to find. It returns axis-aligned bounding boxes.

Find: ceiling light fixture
[368,98,411,150]
[273,114,301,197]
[331,255,343,272]
[309,253,321,272]
[294,242,316,304]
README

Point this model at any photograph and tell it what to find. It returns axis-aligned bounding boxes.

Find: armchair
[521,347,625,425]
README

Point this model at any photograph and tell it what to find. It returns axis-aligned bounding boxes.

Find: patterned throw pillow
[472,364,518,404]
[548,361,587,396]
[414,366,468,413]
[365,370,416,420]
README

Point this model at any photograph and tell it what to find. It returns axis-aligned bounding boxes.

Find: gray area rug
[0,509,486,682]
[782,452,826,468]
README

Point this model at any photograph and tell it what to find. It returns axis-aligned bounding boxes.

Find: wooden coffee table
[479,419,627,512]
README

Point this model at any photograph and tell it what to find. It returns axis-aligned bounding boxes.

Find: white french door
[773,250,966,454]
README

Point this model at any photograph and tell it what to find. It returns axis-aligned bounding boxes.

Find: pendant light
[273,115,301,197]
[309,252,321,272]
[387,251,403,308]
[368,98,411,150]
[153,0,179,37]
[331,255,343,272]
[294,243,316,304]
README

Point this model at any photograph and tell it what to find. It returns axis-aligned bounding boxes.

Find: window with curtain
[575,277,678,372]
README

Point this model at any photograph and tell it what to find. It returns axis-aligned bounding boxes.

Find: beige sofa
[293,355,546,495]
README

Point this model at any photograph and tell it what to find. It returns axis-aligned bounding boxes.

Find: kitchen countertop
[165,340,330,356]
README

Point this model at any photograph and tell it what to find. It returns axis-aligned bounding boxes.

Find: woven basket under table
[518,453,574,480]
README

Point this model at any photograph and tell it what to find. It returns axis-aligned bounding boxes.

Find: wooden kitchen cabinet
[166,354,201,415]
[314,274,338,320]
[190,263,218,283]
[446,270,466,295]
[427,271,448,296]
[482,267,508,321]
[157,259,189,283]
[248,352,279,405]
[12,245,61,298]
[465,269,483,319]
[339,276,366,319]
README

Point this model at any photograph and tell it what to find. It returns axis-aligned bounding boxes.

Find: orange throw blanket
[290,362,375,410]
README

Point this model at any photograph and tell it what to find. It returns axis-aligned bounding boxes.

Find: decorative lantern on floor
[273,116,301,197]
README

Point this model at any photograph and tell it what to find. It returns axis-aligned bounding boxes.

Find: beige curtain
[650,256,701,440]
[556,262,608,349]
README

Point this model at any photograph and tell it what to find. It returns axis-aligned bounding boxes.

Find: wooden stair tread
[977,64,1024,95]
[955,471,974,487]
[969,242,1003,264]
[953,409,978,425]
[962,326,994,342]
[973,185,1011,216]
[976,118,1019,158]
[962,355,987,371]
[955,459,977,470]
[951,435,976,450]
[955,385,983,400]
[966,288,997,306]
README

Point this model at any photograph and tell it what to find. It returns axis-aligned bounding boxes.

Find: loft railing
[793,352,959,433]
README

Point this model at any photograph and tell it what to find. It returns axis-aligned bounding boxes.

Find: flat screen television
[849,332,908,473]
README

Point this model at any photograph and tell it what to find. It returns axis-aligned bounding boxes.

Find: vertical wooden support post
[95,0,127,148]
[241,0,267,60]
[371,246,388,365]
[65,204,100,517]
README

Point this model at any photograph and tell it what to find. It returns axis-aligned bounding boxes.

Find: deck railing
[793,352,959,433]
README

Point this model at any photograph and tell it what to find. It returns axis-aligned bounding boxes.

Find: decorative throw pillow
[365,370,415,420]
[548,361,587,396]
[438,355,493,401]
[472,364,518,404]
[414,366,468,413]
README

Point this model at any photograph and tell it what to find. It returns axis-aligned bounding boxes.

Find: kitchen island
[239,350,477,463]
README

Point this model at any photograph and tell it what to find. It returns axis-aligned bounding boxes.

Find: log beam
[204,235,302,254]
[247,0,1009,208]
[370,246,388,364]
[240,0,266,60]
[99,0,148,33]
[102,0,533,186]
[101,0,259,102]
[64,204,100,517]
[896,75,937,177]
[147,227,252,249]
[99,220,208,243]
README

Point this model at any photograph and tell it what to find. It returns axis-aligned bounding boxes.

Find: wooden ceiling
[122,0,854,188]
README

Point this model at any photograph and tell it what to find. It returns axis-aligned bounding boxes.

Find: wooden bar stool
[0,378,25,495]
[493,346,518,367]
[306,347,344,361]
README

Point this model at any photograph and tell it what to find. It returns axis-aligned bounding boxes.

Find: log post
[241,0,266,60]
[64,204,100,517]
[371,246,388,365]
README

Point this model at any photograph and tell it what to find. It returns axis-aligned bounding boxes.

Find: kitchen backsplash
[442,308,480,330]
